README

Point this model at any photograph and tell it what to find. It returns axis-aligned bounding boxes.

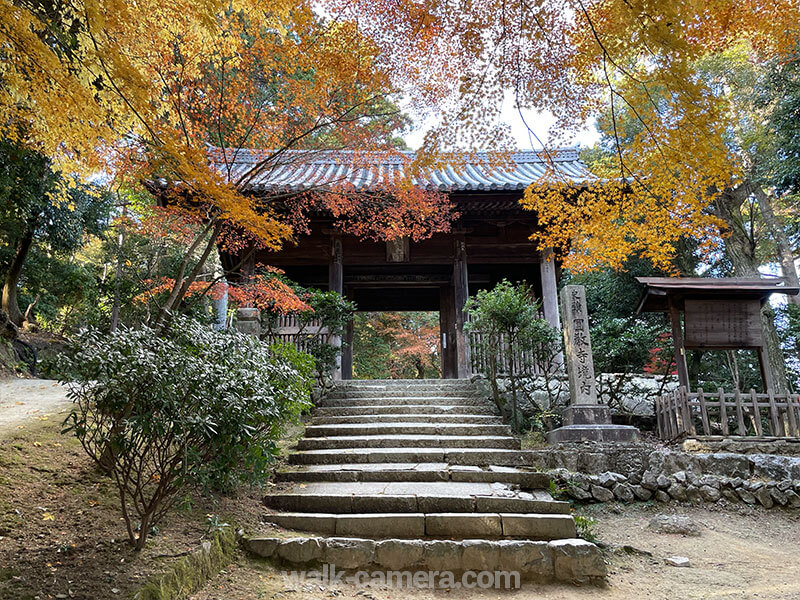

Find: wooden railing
[655,387,800,440]
[468,331,549,377]
[264,314,330,352]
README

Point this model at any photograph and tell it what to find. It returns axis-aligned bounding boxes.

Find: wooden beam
[440,285,458,379]
[329,236,343,380]
[668,297,690,390]
[453,236,470,378]
[539,247,563,368]
[341,288,354,380]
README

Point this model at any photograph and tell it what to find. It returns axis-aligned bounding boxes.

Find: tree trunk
[714,183,790,393]
[2,222,35,327]
[153,219,221,329]
[110,201,128,332]
[753,185,800,305]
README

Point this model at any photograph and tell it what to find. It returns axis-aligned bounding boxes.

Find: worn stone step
[275,464,551,488]
[326,387,480,397]
[304,423,512,437]
[333,378,475,388]
[264,490,570,515]
[263,512,577,540]
[312,405,498,416]
[297,431,520,450]
[297,435,520,451]
[242,535,607,585]
[310,414,503,425]
[319,396,486,406]
[288,448,532,465]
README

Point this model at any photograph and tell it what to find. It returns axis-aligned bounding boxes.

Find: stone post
[547,285,639,443]
[236,307,261,337]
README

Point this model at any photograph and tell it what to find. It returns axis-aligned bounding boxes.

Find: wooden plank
[734,389,747,435]
[683,388,697,436]
[668,299,690,389]
[683,299,763,349]
[750,389,763,437]
[698,388,711,435]
[767,389,784,437]
[655,397,664,438]
[785,392,799,437]
[670,392,685,438]
[717,388,729,436]
[756,346,774,393]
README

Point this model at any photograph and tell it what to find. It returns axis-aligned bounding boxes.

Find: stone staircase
[244,379,606,584]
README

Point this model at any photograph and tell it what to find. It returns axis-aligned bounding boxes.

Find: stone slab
[546,424,640,444]
[425,513,503,537]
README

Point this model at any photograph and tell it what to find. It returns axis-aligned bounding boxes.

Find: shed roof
[636,277,800,313]
[209,147,594,193]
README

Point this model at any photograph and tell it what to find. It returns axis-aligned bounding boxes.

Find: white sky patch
[403,91,601,152]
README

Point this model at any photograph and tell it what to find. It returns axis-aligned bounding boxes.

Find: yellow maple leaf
[42,512,55,521]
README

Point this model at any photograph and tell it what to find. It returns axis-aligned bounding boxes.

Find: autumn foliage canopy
[3,0,800,275]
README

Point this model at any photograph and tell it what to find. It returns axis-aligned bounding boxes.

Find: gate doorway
[352,311,441,379]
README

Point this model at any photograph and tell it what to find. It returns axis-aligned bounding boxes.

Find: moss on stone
[133,527,237,600]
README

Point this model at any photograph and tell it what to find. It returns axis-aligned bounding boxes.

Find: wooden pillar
[539,247,564,368]
[329,236,343,380]
[453,237,470,378]
[668,297,690,390]
[341,289,354,380]
[440,285,458,379]
[756,346,774,393]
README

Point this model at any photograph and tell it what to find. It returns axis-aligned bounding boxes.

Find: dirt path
[0,378,70,437]
[192,503,800,600]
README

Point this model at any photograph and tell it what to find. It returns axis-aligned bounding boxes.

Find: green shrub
[464,280,560,430]
[60,316,313,549]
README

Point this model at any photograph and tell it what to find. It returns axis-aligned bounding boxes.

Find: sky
[403,92,601,152]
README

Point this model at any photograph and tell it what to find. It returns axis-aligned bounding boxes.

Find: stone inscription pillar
[546,285,639,443]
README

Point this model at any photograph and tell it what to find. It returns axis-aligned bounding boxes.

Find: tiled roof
[211,147,594,193]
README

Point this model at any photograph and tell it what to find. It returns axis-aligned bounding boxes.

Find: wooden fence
[655,387,800,440]
[468,331,549,377]
[264,314,330,353]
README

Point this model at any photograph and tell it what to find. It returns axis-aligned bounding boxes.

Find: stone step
[275,464,551,487]
[242,535,606,585]
[289,448,532,466]
[263,512,577,540]
[310,414,503,425]
[312,405,498,416]
[319,396,486,406]
[264,492,570,515]
[304,423,513,437]
[333,378,475,387]
[296,435,520,451]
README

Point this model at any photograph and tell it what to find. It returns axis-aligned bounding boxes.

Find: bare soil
[0,379,71,435]
[190,503,800,600]
[0,405,283,600]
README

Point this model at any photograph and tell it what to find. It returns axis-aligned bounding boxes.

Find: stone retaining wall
[242,536,606,585]
[530,443,800,509]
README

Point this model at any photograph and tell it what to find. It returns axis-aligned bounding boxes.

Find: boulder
[632,485,653,501]
[667,483,687,501]
[647,514,702,537]
[612,483,635,502]
[755,486,774,509]
[700,485,721,502]
[591,485,614,502]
